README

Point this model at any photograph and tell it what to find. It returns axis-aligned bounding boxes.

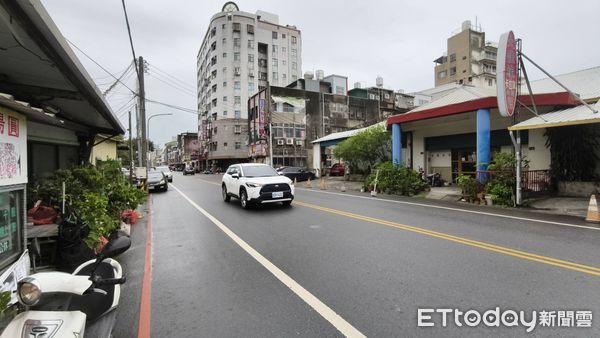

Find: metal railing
[521,170,552,194]
[474,169,552,195]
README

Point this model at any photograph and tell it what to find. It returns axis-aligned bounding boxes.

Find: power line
[104,61,134,96]
[93,63,132,81]
[147,73,196,97]
[146,98,198,115]
[120,0,140,82]
[148,70,195,94]
[66,38,138,95]
[147,62,196,91]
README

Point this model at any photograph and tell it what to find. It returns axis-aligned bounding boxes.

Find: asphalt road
[129,172,599,337]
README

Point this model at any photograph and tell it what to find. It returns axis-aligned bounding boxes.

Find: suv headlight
[17,277,42,306]
[246,182,262,188]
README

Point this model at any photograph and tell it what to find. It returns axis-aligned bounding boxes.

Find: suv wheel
[222,185,230,202]
[240,189,249,209]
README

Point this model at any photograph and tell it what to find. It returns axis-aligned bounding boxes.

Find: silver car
[155,166,173,182]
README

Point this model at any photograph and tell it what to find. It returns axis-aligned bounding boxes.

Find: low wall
[557,181,600,197]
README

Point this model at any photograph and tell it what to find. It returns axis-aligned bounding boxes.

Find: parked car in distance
[183,166,195,175]
[277,166,315,182]
[329,163,345,176]
[155,166,173,182]
[203,169,213,174]
[147,170,168,192]
[222,163,294,209]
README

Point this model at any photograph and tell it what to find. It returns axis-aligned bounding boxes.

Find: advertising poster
[0,109,27,185]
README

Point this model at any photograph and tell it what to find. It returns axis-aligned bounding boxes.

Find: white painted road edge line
[295,187,600,231]
[193,177,599,232]
[170,183,366,338]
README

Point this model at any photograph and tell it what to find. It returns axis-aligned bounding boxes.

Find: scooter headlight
[17,277,42,306]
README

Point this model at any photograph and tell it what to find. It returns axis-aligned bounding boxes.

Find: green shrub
[457,175,480,201]
[486,181,513,206]
[365,162,428,196]
[31,160,147,248]
[485,152,521,206]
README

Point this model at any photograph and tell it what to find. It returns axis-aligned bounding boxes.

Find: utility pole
[128,110,133,184]
[135,103,143,167]
[137,56,147,168]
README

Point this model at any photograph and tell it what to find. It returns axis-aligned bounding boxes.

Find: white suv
[222,163,294,208]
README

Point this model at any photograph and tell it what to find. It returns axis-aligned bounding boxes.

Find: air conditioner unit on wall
[286,138,293,145]
[295,140,303,146]
[277,139,285,146]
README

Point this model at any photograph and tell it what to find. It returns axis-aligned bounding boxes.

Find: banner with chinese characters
[0,108,27,185]
[258,98,266,138]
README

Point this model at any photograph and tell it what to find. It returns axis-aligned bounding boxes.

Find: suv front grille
[260,183,291,194]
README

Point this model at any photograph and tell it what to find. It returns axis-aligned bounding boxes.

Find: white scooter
[1,236,131,338]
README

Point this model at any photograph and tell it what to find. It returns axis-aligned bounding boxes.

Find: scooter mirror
[101,236,131,258]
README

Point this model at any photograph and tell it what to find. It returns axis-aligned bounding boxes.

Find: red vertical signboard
[258,98,265,138]
[497,31,518,117]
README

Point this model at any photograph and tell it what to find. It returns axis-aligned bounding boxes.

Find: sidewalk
[317,176,592,220]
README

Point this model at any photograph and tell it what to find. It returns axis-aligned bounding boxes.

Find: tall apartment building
[433,20,498,88]
[196,2,302,170]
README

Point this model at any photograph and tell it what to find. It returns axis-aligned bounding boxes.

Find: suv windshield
[242,165,278,178]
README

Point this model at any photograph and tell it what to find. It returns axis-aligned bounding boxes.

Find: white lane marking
[170,184,366,338]
[194,177,599,232]
[294,188,600,232]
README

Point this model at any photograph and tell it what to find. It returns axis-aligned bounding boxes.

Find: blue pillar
[476,108,491,183]
[392,123,402,166]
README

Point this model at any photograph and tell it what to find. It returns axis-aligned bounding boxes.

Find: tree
[117,137,154,168]
[545,125,599,181]
[333,124,390,174]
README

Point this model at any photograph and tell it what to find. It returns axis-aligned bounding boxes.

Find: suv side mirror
[232,173,239,179]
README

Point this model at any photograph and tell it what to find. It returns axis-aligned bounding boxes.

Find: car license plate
[272,191,284,198]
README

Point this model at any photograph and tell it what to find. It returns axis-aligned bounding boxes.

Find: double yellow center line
[295,201,600,277]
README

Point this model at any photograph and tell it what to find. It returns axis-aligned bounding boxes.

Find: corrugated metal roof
[405,66,600,119]
[311,121,386,144]
[408,85,496,113]
[509,100,600,131]
[525,66,600,101]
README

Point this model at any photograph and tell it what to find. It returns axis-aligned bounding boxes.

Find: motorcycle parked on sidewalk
[1,236,131,338]
[427,172,445,187]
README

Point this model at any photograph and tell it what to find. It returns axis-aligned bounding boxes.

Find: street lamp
[147,113,173,167]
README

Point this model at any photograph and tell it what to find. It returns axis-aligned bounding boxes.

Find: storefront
[0,0,125,310]
[0,107,28,276]
[387,86,578,183]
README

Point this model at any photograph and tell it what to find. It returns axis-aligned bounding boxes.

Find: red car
[329,163,345,176]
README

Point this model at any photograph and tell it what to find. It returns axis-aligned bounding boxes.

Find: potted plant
[30,160,146,270]
[457,175,479,203]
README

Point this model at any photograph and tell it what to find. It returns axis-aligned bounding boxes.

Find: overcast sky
[41,0,600,146]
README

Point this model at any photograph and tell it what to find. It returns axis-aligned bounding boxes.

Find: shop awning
[0,0,125,134]
[508,101,600,131]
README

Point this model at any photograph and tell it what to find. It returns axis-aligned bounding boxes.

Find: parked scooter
[427,172,445,187]
[418,167,445,187]
[1,236,131,338]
